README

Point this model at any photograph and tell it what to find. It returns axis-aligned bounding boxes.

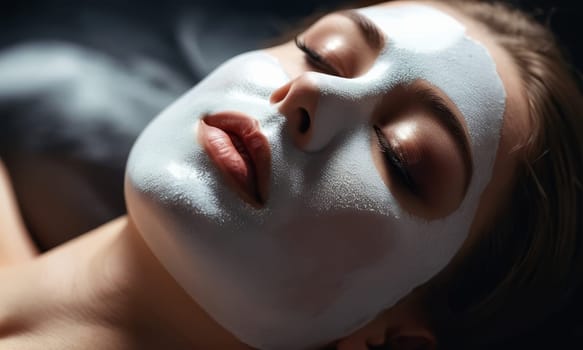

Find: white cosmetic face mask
[125,4,506,350]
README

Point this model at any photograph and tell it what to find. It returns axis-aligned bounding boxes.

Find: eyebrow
[338,10,385,52]
[413,86,474,192]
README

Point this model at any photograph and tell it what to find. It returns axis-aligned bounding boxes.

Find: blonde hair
[416,1,583,348]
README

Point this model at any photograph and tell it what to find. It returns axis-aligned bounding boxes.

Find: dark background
[1,0,581,70]
[509,0,582,75]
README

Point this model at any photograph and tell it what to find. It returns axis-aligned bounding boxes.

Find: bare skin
[0,160,38,266]
[0,217,251,350]
[0,1,530,349]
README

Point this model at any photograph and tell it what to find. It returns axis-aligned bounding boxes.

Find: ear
[386,328,436,350]
[335,314,389,350]
[335,295,436,350]
[336,323,436,350]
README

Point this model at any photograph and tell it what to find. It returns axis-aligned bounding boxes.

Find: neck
[0,216,251,350]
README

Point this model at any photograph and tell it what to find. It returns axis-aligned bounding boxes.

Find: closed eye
[294,37,342,76]
[373,125,419,195]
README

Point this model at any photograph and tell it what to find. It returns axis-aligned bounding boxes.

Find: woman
[0,0,581,349]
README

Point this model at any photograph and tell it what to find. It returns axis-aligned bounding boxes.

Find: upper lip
[198,111,271,207]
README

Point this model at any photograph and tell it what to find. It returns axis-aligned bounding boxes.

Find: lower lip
[198,112,271,207]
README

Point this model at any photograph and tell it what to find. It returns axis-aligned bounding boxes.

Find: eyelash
[294,37,340,76]
[373,125,418,194]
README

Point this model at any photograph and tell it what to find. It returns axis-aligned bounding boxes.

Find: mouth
[198,111,271,207]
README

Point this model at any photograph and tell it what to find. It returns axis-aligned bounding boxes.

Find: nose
[270,73,351,152]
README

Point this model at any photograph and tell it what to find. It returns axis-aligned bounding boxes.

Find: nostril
[299,108,311,134]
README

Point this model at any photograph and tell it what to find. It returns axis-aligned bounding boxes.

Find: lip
[198,111,271,207]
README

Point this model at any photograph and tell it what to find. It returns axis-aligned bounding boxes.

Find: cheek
[274,212,393,313]
[279,212,391,269]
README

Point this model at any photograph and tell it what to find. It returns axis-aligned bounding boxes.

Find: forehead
[360,0,532,233]
[386,1,532,231]
[335,1,505,209]
[353,2,506,152]
[359,3,466,53]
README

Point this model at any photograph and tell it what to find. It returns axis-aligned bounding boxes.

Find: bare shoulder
[0,321,195,350]
[0,323,135,350]
[0,218,133,350]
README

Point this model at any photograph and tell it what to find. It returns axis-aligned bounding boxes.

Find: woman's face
[125,1,529,349]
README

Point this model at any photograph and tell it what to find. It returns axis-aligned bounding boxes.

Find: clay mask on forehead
[125,4,505,350]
